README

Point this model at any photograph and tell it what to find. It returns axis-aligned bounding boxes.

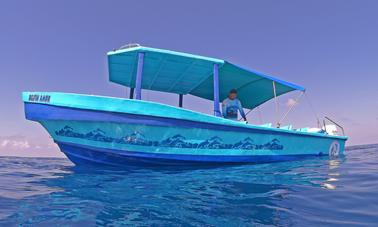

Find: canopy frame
[135,52,145,100]
[213,64,221,117]
[108,45,305,116]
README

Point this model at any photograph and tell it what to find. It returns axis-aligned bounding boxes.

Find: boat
[22,44,348,166]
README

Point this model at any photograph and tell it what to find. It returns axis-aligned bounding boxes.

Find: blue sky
[1,0,377,156]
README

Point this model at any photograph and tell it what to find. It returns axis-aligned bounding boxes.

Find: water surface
[0,144,377,226]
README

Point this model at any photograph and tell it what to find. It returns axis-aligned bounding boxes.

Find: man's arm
[221,100,227,118]
[238,100,247,121]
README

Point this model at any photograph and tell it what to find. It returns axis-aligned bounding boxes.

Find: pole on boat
[213,64,221,117]
[135,52,145,100]
[179,94,184,107]
[129,88,134,99]
[272,81,280,128]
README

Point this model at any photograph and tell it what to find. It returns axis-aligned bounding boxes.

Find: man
[222,89,247,121]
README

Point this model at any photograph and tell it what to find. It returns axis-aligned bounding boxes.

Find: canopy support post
[135,52,145,100]
[179,94,183,108]
[213,64,221,117]
[272,81,280,128]
[129,88,134,99]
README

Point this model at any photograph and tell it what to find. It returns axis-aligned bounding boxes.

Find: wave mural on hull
[55,126,284,151]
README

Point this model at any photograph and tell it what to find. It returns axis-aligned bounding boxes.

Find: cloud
[1,138,30,149]
[0,135,63,157]
[286,98,298,108]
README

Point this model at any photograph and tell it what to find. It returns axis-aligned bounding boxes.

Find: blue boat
[23,44,347,166]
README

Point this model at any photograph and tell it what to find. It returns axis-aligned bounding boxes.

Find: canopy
[107,45,305,109]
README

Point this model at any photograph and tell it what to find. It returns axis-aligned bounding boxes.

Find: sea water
[0,144,377,226]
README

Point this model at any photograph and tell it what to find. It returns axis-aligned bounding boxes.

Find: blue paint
[107,46,305,109]
[135,52,144,100]
[24,102,346,140]
[57,141,316,166]
[22,92,347,140]
[55,125,284,151]
[228,62,305,91]
[22,90,347,166]
[213,63,221,117]
[23,97,348,166]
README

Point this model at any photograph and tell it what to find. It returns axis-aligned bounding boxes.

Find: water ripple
[0,145,378,226]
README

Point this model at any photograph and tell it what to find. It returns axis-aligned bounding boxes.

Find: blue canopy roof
[107,45,305,109]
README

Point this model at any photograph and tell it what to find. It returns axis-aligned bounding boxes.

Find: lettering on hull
[28,94,51,103]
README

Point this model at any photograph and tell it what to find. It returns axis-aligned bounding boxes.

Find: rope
[304,92,321,128]
[278,91,304,125]
[257,106,263,124]
[238,108,252,121]
[237,106,263,123]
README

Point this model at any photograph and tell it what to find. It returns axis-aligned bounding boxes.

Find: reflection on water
[0,145,378,226]
[321,159,341,190]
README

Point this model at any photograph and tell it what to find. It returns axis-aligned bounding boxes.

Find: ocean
[0,144,377,226]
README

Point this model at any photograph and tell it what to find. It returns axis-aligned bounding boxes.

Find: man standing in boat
[222,89,247,122]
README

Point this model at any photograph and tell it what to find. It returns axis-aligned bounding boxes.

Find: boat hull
[24,101,347,167]
[57,141,322,167]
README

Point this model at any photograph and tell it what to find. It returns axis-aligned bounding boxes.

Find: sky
[0,0,377,157]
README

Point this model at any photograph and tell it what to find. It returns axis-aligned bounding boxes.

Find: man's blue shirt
[221,98,246,120]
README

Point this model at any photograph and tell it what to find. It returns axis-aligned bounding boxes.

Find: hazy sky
[1,0,377,157]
